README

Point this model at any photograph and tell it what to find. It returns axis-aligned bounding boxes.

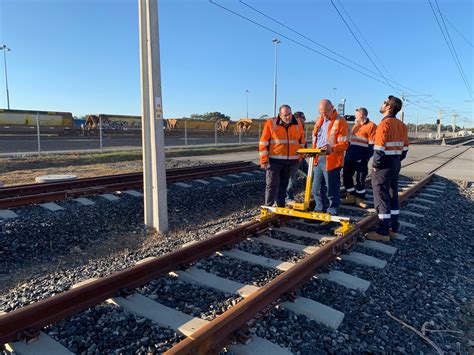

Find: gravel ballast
[1,175,472,354]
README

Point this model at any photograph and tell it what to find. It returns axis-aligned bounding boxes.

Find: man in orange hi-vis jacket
[259,104,306,207]
[367,95,409,241]
[341,107,377,209]
[311,99,349,219]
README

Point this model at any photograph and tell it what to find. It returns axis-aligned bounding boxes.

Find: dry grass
[0,145,256,186]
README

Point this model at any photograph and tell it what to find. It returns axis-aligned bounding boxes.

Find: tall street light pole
[333,87,337,105]
[1,45,11,109]
[245,89,249,119]
[272,38,281,118]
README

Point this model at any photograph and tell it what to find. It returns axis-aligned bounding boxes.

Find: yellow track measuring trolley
[259,148,356,237]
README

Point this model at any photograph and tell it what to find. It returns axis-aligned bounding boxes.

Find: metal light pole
[272,39,281,118]
[1,45,11,109]
[245,89,249,119]
[333,87,337,105]
[138,0,168,233]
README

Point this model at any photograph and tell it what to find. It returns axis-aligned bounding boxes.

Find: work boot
[341,194,356,205]
[355,197,368,209]
[366,231,390,242]
[389,230,398,240]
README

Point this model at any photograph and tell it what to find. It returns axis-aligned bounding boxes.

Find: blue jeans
[311,156,341,215]
[287,158,309,200]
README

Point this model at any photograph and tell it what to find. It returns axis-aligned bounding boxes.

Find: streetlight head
[272,38,281,44]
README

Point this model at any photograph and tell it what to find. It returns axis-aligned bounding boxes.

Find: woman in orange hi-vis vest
[311,99,349,219]
[259,104,305,207]
[367,96,409,242]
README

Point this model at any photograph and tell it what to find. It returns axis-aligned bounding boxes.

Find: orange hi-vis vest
[350,120,377,147]
[259,116,305,164]
[312,110,349,171]
[373,115,409,167]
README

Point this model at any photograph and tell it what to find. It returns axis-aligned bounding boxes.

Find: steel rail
[0,216,284,345]
[164,174,434,354]
[0,161,254,198]
[0,163,259,209]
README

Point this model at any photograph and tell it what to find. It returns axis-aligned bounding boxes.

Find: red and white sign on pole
[138,0,168,233]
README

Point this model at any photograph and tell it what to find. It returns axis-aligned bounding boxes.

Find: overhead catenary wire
[441,12,474,48]
[335,0,393,80]
[238,0,435,99]
[329,0,398,92]
[209,0,448,114]
[428,0,472,98]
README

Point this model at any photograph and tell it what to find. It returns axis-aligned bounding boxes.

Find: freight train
[0,109,354,137]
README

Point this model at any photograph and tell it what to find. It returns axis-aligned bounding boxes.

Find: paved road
[0,134,258,154]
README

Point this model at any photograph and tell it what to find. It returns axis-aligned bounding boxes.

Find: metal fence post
[184,119,187,148]
[215,121,218,146]
[99,116,103,152]
[36,112,41,154]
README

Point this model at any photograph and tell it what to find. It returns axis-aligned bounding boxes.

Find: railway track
[0,161,258,209]
[1,147,469,354]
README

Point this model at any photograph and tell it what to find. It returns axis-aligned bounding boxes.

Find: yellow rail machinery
[259,148,356,237]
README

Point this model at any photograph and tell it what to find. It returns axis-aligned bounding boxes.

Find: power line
[428,0,472,98]
[239,0,437,98]
[335,0,393,79]
[209,0,447,113]
[441,12,474,48]
[329,0,398,92]
[209,0,392,87]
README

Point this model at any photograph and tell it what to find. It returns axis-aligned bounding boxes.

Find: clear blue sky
[0,0,472,126]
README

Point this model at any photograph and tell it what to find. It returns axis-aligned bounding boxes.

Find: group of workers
[259,96,409,241]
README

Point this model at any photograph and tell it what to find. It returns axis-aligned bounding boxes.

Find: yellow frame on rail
[259,148,355,237]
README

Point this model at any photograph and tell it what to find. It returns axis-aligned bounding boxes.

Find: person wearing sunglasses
[367,96,409,241]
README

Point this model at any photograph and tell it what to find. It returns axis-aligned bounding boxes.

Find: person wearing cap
[311,99,349,218]
[341,107,377,208]
[286,111,309,203]
[259,104,306,207]
[367,96,409,241]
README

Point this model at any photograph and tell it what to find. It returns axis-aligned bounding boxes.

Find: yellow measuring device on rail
[259,148,356,237]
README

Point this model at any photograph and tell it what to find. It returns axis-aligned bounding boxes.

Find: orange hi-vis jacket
[372,115,409,168]
[259,115,305,164]
[312,110,349,171]
[346,119,377,161]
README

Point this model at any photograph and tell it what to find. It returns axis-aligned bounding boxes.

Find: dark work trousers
[265,159,299,207]
[343,158,369,199]
[311,156,341,215]
[287,158,309,200]
[371,158,401,235]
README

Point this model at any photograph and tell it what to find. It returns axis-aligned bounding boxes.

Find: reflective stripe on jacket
[346,119,377,161]
[372,115,409,168]
[312,110,349,171]
[259,115,306,164]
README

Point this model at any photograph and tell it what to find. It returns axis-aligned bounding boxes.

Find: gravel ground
[236,239,305,264]
[195,254,281,287]
[251,177,473,354]
[1,172,472,354]
[137,274,242,320]
[46,304,183,354]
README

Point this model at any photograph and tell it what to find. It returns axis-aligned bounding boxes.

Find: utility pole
[138,0,168,233]
[415,112,419,139]
[333,87,337,105]
[436,110,442,139]
[0,45,11,109]
[245,89,249,119]
[272,39,281,118]
[452,112,458,134]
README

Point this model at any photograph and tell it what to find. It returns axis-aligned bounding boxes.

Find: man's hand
[261,163,268,170]
[324,144,332,154]
[372,167,377,172]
